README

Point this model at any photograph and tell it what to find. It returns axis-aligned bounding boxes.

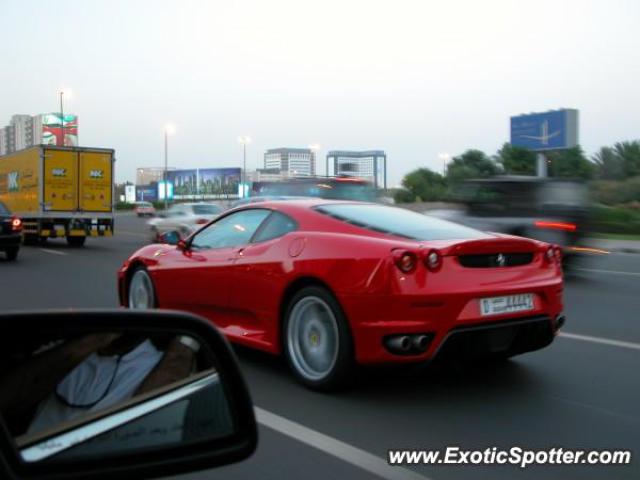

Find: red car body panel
[118,200,563,365]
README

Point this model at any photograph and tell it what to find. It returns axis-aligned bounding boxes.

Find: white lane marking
[574,267,640,277]
[559,332,640,351]
[255,407,431,480]
[39,248,68,256]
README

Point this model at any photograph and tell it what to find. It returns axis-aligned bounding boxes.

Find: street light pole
[237,136,252,198]
[243,141,247,194]
[164,129,168,210]
[439,152,450,177]
[59,91,64,147]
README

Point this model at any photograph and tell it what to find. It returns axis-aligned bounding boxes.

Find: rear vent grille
[458,252,533,268]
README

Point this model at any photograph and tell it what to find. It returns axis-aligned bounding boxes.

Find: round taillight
[554,246,562,262]
[425,250,441,271]
[394,251,417,273]
[545,247,555,262]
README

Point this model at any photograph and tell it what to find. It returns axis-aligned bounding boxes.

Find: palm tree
[592,146,625,180]
[613,141,640,177]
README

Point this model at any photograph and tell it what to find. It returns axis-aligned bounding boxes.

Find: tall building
[326,150,387,189]
[11,115,35,151]
[0,126,15,156]
[264,148,316,177]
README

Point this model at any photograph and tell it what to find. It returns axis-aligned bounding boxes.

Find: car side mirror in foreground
[0,310,257,479]
[158,230,181,245]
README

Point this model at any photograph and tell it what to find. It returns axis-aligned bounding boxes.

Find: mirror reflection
[159,230,181,245]
[0,330,234,462]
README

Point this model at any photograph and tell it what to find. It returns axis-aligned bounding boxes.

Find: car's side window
[251,211,297,243]
[190,209,271,250]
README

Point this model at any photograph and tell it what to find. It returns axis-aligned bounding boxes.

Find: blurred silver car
[147,202,222,241]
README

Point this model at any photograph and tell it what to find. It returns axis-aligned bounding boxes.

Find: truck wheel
[5,247,19,261]
[67,236,86,247]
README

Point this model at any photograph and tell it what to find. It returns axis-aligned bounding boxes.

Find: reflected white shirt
[28,339,163,435]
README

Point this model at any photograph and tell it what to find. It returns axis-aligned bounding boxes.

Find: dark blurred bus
[250,176,377,202]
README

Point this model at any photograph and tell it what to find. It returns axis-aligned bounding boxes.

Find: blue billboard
[510,109,578,151]
[198,168,241,196]
[135,185,157,202]
[167,169,198,197]
[166,168,241,199]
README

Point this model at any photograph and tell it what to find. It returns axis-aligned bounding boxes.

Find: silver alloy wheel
[287,295,340,381]
[128,270,155,309]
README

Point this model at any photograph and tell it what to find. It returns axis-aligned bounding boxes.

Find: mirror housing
[177,239,188,251]
[158,230,181,245]
[0,310,257,480]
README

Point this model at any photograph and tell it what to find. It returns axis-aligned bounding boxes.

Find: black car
[0,201,22,261]
[430,176,591,264]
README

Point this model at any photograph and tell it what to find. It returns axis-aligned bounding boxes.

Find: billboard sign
[125,185,136,203]
[135,185,157,202]
[157,181,174,201]
[167,169,197,197]
[510,109,578,151]
[198,168,240,197]
[167,167,241,199]
[40,113,79,147]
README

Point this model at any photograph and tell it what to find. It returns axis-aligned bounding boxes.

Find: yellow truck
[0,146,114,246]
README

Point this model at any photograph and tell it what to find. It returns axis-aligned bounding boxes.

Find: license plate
[480,293,534,316]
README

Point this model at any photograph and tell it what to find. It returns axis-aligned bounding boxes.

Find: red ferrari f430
[119,200,564,390]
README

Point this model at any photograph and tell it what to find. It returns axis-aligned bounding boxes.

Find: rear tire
[283,286,354,391]
[5,247,18,261]
[66,236,86,247]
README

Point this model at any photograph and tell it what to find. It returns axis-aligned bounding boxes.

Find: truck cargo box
[0,146,115,246]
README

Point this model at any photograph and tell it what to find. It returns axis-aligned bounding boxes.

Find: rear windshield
[137,202,152,207]
[316,204,488,241]
[192,204,222,215]
[0,202,9,215]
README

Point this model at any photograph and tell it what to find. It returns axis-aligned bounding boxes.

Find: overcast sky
[1,0,639,185]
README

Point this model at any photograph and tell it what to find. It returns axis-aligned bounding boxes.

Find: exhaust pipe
[556,315,566,330]
[385,335,412,353]
[411,334,431,352]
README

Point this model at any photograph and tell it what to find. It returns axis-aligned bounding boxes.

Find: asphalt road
[1,212,639,480]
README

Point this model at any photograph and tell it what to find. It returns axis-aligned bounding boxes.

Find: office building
[264,148,316,177]
[136,167,176,185]
[0,126,15,156]
[326,150,387,189]
[11,115,35,150]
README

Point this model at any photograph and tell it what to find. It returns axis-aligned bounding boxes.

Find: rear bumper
[21,217,114,238]
[349,312,561,365]
[432,315,556,361]
[341,281,563,365]
[0,233,21,248]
